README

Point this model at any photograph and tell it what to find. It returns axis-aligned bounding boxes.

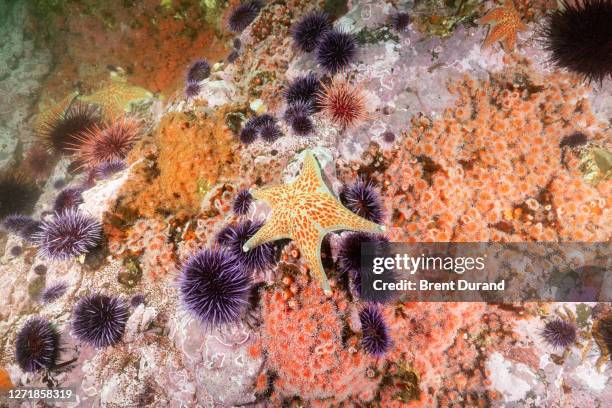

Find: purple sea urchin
[35,209,102,260]
[187,59,211,82]
[542,318,577,348]
[180,249,251,327]
[2,215,41,241]
[284,100,315,136]
[284,74,321,109]
[337,232,389,297]
[291,11,332,53]
[94,159,127,179]
[0,173,42,219]
[543,0,612,83]
[233,189,253,216]
[72,294,129,347]
[185,81,201,98]
[39,101,102,154]
[390,11,411,32]
[240,124,258,144]
[259,119,282,143]
[41,281,68,303]
[340,179,384,224]
[53,187,84,213]
[315,29,357,74]
[359,304,391,357]
[15,318,60,372]
[228,0,263,32]
[217,221,276,271]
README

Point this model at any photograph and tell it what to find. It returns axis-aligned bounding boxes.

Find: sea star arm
[293,151,330,194]
[308,194,385,235]
[242,210,291,251]
[292,221,332,295]
[479,8,507,25]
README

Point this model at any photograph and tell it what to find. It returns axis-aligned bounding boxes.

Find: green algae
[413,0,484,38]
[580,146,611,185]
[356,26,399,45]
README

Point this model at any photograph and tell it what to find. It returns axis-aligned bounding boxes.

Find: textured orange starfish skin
[480,1,527,52]
[243,151,385,294]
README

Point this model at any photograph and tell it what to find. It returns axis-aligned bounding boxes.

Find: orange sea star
[480,1,527,52]
[243,150,385,295]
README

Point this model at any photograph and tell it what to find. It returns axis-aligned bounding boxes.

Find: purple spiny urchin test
[180,249,252,327]
[542,318,577,348]
[283,73,321,109]
[35,208,102,260]
[315,29,357,74]
[187,59,211,82]
[94,159,127,179]
[228,0,263,32]
[53,187,84,213]
[285,100,315,136]
[259,119,282,143]
[340,179,384,224]
[359,304,391,357]
[233,189,253,216]
[185,81,201,99]
[542,0,612,83]
[72,294,129,347]
[239,123,258,144]
[15,318,60,372]
[216,220,276,271]
[337,232,389,298]
[2,214,41,241]
[391,11,411,32]
[291,11,332,53]
[41,281,68,303]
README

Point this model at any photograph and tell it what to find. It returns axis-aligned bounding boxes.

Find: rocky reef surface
[0,0,610,407]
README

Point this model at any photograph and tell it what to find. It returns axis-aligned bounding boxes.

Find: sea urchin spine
[541,318,577,348]
[180,249,252,327]
[228,0,263,32]
[74,116,140,169]
[359,304,392,357]
[72,294,129,347]
[35,208,102,260]
[543,0,612,83]
[315,29,358,74]
[15,318,60,372]
[291,11,332,53]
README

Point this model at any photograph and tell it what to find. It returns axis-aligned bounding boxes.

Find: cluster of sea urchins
[185,59,211,98]
[239,114,283,144]
[283,73,321,136]
[291,11,357,75]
